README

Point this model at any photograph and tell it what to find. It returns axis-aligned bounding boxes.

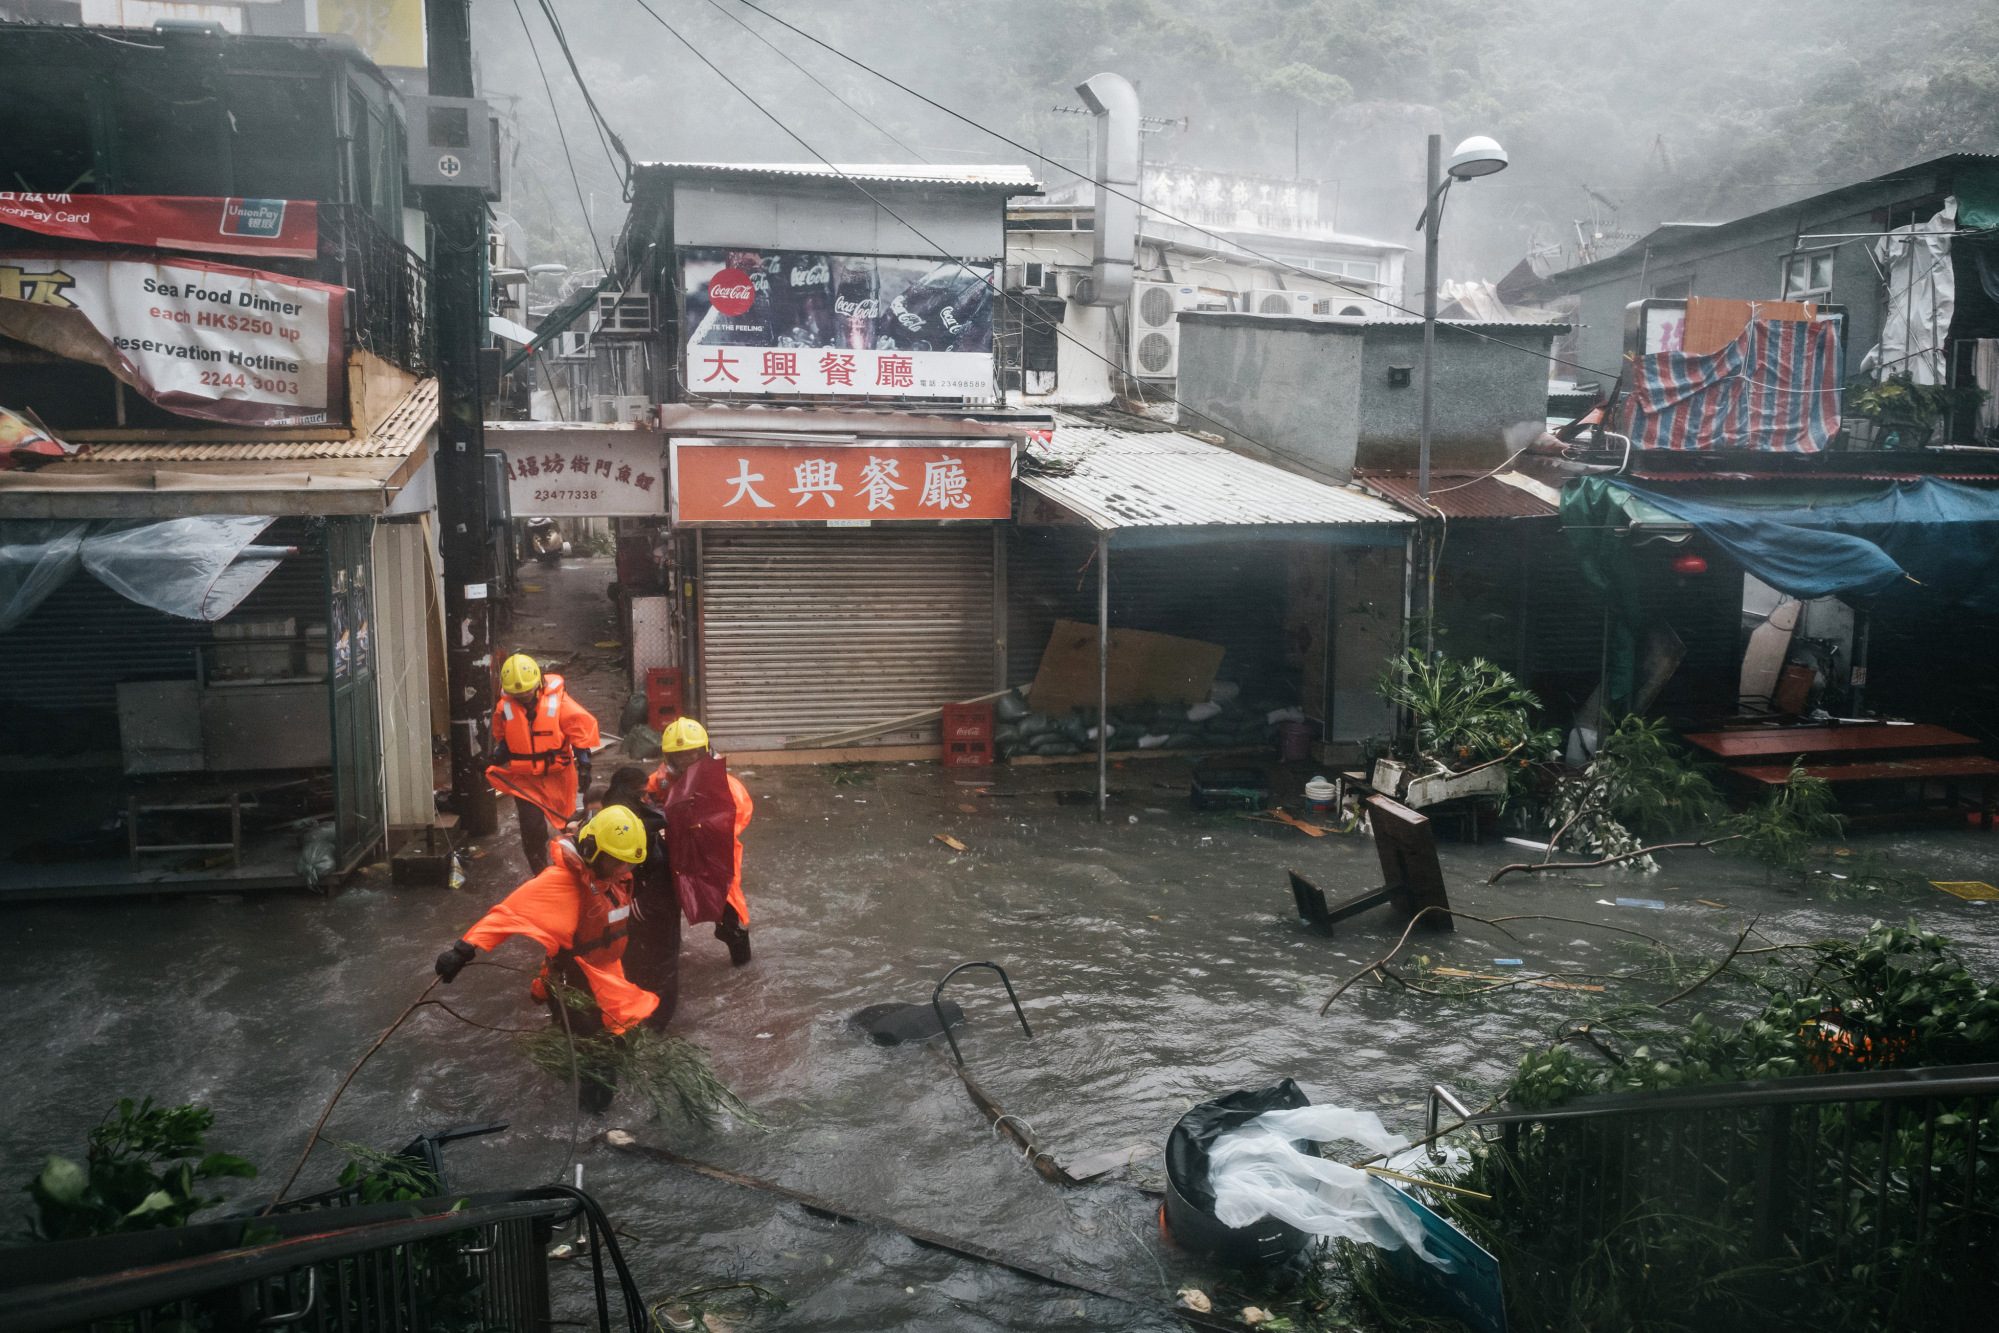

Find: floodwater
[6,559,1999,1331]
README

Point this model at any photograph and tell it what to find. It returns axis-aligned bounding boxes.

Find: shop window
[1653,278,1693,300]
[115,74,230,196]
[227,73,337,201]
[0,69,98,194]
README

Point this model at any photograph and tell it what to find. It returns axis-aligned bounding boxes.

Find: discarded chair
[1288,795,1453,935]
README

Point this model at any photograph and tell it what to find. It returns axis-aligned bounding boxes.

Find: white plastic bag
[1185,701,1222,723]
[1206,1104,1458,1270]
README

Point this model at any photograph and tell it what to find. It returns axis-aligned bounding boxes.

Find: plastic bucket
[1304,775,1337,815]
[1277,719,1313,763]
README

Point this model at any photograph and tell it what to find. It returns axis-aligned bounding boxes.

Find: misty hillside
[476,0,1999,282]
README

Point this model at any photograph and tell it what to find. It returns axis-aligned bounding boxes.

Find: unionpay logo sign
[707,268,756,317]
[221,198,286,240]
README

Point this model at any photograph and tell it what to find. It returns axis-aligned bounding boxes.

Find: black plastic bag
[1165,1078,1312,1215]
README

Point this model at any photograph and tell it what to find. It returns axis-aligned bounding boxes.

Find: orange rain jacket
[460,836,659,1034]
[647,755,752,927]
[485,674,601,822]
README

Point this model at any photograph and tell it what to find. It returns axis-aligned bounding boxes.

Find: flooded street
[6,560,1999,1330]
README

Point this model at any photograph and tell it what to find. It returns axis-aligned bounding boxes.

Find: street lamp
[1417,133,1510,501]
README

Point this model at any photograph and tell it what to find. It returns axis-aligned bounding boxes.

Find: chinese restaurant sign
[681,248,996,399]
[672,441,1013,522]
[491,431,667,517]
[0,193,319,259]
[0,251,343,426]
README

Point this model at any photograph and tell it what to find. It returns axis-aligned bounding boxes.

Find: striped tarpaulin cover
[1625,318,1841,451]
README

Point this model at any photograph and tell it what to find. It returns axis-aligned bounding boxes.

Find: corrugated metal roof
[640,162,1039,190]
[81,380,437,462]
[1020,415,1412,530]
[1353,470,1560,519]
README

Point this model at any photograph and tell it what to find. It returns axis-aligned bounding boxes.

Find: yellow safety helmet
[658,717,710,754]
[499,653,543,696]
[577,804,647,864]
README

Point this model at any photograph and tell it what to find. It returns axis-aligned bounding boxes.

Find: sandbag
[993,690,1030,722]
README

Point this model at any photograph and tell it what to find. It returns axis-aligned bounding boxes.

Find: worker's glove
[491,742,513,766]
[435,939,476,983]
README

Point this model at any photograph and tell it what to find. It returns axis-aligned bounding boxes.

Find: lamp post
[1417,133,1509,501]
[1416,132,1508,655]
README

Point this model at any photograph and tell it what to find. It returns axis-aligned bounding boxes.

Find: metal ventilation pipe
[1074,72,1138,309]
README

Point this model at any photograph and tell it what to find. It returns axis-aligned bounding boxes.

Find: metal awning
[0,381,437,519]
[1353,469,1561,520]
[1018,415,1413,547]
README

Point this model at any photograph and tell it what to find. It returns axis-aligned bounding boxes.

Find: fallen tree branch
[1657,921,1756,1008]
[1320,906,1454,1014]
[1489,834,1743,883]
[265,976,440,1211]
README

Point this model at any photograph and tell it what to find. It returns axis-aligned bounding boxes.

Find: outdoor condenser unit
[595,290,656,338]
[1242,288,1318,317]
[555,329,593,360]
[1128,280,1199,378]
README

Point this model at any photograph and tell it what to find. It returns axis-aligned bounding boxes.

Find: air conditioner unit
[1128,280,1199,379]
[595,395,651,423]
[1243,288,1318,317]
[594,290,655,338]
[1313,296,1378,319]
[554,330,593,360]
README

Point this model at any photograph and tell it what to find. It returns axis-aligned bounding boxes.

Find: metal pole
[1419,133,1441,502]
[1399,529,1414,747]
[426,0,498,836]
[1852,610,1871,714]
[1096,532,1110,823]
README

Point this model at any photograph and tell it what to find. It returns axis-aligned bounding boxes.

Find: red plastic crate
[941,700,993,766]
[645,667,684,731]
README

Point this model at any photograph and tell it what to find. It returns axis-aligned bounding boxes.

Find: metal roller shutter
[699,528,996,750]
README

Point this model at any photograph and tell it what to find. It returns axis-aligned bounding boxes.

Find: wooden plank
[1685,724,1979,760]
[1734,755,1999,785]
[1008,744,1270,767]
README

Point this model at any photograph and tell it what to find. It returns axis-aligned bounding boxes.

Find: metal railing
[0,1187,641,1333]
[320,203,432,377]
[1459,1062,1999,1328]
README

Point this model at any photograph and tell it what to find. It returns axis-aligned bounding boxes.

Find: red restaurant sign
[0,194,319,260]
[671,441,1012,522]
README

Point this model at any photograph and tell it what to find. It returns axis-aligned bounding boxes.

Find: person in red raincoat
[434,805,657,1112]
[487,652,601,873]
[645,718,753,965]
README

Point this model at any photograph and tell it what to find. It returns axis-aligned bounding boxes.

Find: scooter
[527,517,569,568]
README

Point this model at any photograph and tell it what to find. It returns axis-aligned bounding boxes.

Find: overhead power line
[534,0,635,194]
[729,0,1623,385]
[508,0,609,271]
[698,0,930,162]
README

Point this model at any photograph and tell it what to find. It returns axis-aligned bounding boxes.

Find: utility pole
[426,0,498,836]
[1418,133,1441,659]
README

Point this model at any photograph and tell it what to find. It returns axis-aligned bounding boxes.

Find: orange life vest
[486,675,601,821]
[461,837,659,1034]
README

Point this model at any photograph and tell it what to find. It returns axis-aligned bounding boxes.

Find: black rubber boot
[715,906,752,966]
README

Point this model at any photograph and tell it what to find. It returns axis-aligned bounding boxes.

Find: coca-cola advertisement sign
[706,268,756,317]
[681,246,995,399]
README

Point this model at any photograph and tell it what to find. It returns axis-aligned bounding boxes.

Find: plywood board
[1027,619,1225,716]
[1682,297,1815,356]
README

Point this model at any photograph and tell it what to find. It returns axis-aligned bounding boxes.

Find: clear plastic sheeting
[1863,197,1957,386]
[1207,1103,1461,1270]
[0,515,281,631]
[0,521,86,632]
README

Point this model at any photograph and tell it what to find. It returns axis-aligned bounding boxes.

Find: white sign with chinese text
[488,429,666,517]
[685,345,994,399]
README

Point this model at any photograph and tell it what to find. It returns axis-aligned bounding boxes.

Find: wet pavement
[6,557,1999,1330]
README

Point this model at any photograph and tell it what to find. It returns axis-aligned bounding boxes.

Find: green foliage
[22,1098,257,1242]
[1543,716,1725,868]
[1375,650,1550,765]
[331,1141,444,1205]
[519,1024,764,1130]
[1720,761,1844,870]
[1501,921,1999,1111]
[1845,374,1986,438]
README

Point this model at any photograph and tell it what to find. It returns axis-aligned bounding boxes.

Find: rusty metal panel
[699,528,996,751]
[1354,471,1559,520]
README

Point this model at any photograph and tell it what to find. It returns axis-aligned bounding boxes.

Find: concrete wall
[1175,313,1364,482]
[1355,322,1559,470]
[1176,312,1561,481]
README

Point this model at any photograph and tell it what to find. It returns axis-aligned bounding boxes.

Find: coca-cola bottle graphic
[775,252,835,348]
[879,262,995,352]
[831,257,881,350]
[692,250,776,346]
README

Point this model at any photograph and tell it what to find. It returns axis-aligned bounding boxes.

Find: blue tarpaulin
[1572,477,1999,608]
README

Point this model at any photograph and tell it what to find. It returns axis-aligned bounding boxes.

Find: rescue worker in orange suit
[487,653,601,875]
[434,805,657,1113]
[601,765,679,1026]
[645,718,753,966]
